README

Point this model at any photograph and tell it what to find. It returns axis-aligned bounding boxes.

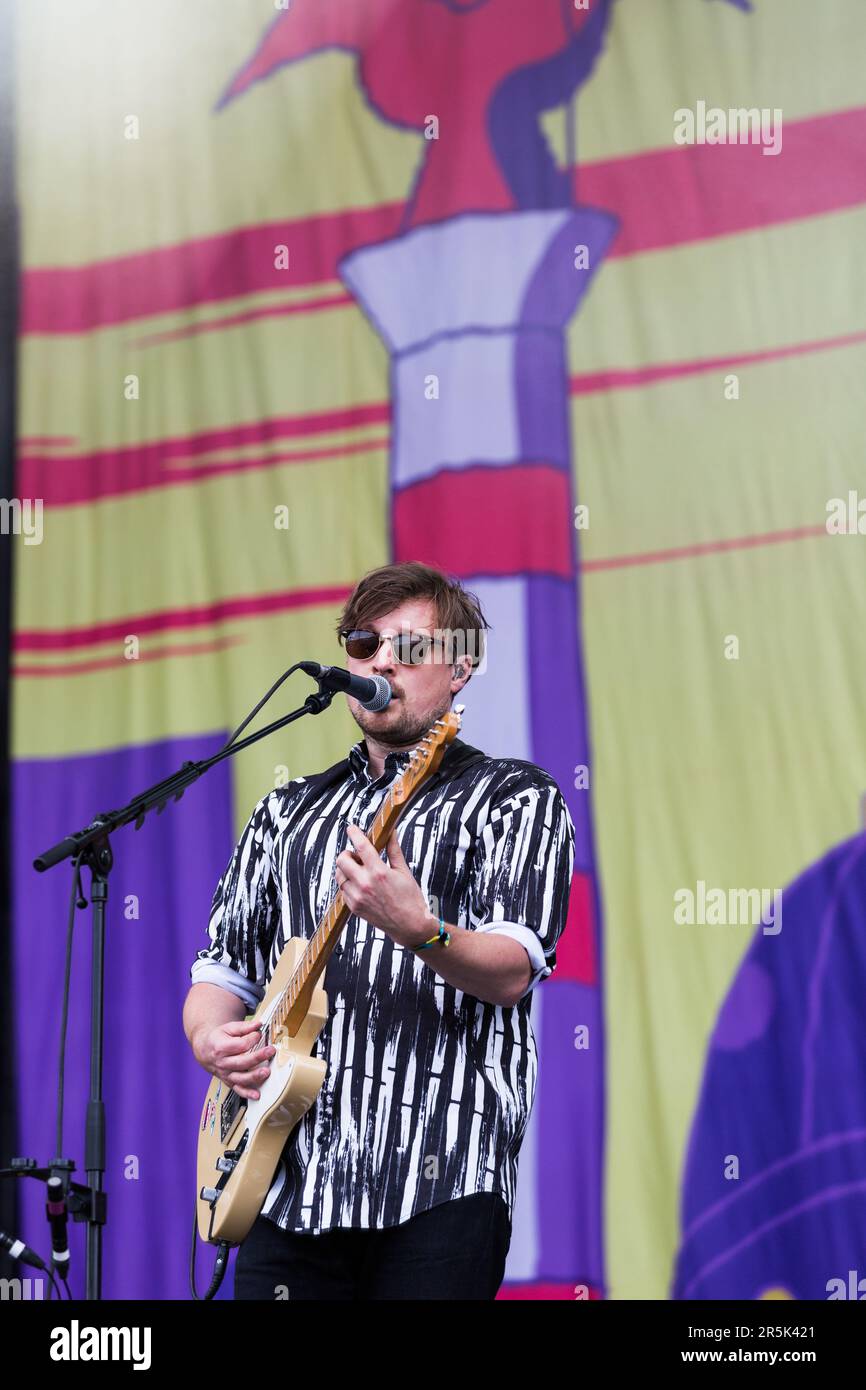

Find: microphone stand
[29,677,337,1300]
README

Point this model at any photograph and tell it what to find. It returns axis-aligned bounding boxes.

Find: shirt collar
[348,739,414,785]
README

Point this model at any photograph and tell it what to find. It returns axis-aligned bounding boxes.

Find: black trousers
[233,1192,511,1300]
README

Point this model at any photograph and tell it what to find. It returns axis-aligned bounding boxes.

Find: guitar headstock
[389,705,464,804]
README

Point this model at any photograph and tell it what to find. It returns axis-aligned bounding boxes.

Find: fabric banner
[10,0,866,1300]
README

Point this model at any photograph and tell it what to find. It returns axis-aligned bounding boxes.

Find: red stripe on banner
[553,871,597,986]
[11,523,835,657]
[13,584,352,653]
[156,435,389,484]
[570,328,866,396]
[22,204,404,334]
[17,435,77,448]
[583,524,829,574]
[18,326,863,509]
[17,402,390,505]
[580,105,866,259]
[19,108,866,335]
[127,290,354,349]
[393,465,573,578]
[12,635,245,677]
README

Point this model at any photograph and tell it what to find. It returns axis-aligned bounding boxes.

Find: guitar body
[196,936,329,1244]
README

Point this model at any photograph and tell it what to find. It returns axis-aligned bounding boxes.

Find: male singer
[184,560,575,1300]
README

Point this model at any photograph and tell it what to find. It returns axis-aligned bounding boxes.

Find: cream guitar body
[196,936,329,1244]
[195,706,463,1246]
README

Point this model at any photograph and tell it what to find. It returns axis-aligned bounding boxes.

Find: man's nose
[371,636,397,672]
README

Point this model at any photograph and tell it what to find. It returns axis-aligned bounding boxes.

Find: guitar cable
[189,1202,231,1300]
[219,661,307,752]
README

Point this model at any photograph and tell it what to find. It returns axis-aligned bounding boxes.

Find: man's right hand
[195,1018,276,1101]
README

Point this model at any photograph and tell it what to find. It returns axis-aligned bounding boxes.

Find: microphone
[300,663,392,712]
[0,1229,48,1272]
[46,1175,70,1278]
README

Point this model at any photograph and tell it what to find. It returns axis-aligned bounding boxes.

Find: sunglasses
[339,628,449,666]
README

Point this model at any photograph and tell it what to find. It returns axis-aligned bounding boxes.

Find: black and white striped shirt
[190,734,575,1233]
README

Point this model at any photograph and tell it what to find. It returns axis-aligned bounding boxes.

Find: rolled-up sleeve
[190,793,280,1012]
[469,777,575,998]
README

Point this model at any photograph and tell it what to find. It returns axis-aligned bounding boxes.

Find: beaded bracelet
[416,916,451,950]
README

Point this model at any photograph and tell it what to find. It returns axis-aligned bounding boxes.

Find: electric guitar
[196,706,464,1244]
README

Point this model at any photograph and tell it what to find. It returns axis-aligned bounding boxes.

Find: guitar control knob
[216,1155,236,1172]
[200,1186,221,1204]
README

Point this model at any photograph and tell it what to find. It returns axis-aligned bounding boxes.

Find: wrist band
[416,916,451,950]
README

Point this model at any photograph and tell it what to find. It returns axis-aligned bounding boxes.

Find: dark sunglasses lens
[395,634,431,664]
[344,631,379,659]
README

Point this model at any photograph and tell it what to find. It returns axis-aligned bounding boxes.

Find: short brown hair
[336,561,489,672]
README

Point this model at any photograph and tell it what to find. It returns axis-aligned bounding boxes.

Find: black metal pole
[84,847,111,1301]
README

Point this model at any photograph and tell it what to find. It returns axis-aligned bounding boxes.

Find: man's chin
[357,705,429,746]
[365,717,419,745]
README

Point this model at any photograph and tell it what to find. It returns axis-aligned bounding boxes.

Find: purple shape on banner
[535,980,603,1285]
[13,734,235,1300]
[674,833,866,1298]
[527,573,594,872]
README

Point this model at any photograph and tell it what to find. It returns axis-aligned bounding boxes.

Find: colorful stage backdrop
[9,0,866,1299]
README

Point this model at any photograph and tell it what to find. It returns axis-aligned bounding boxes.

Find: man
[184,561,575,1300]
